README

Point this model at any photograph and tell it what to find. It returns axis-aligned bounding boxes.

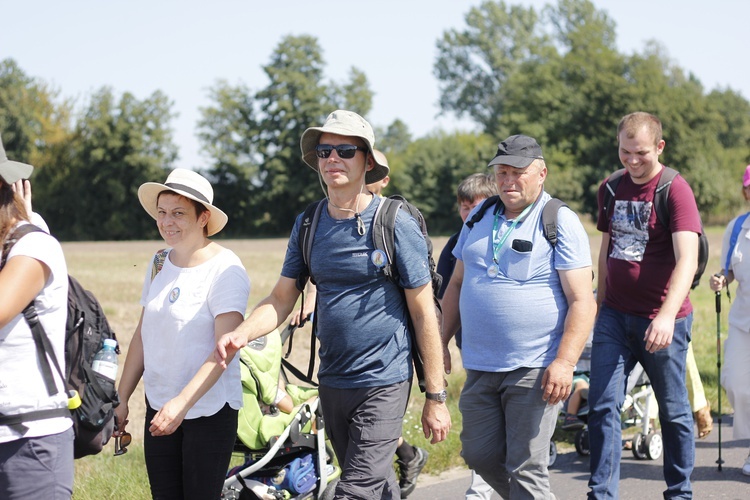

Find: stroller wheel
[631,433,647,460]
[549,441,557,467]
[574,428,590,456]
[645,432,663,460]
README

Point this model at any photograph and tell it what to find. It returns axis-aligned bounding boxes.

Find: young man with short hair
[587,112,701,499]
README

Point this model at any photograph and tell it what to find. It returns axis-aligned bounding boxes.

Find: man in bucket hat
[216,110,450,499]
[441,134,595,499]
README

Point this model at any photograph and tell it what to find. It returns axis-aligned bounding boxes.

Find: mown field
[68,223,733,498]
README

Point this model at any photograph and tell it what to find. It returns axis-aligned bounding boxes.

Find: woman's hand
[149,396,189,436]
[113,403,130,433]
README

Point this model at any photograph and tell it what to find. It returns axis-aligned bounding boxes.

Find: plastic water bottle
[92,339,118,381]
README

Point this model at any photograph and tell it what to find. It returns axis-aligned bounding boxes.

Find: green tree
[391,131,496,234]
[435,0,750,219]
[435,1,549,137]
[199,35,374,236]
[36,88,177,240]
[0,58,71,172]
[376,119,413,155]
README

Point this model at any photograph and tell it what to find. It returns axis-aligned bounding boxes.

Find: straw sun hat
[138,168,228,236]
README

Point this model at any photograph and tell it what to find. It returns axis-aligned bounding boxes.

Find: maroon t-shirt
[597,166,702,319]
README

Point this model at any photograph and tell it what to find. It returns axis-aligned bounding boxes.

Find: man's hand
[541,358,575,405]
[421,400,451,444]
[644,314,675,353]
[214,331,247,368]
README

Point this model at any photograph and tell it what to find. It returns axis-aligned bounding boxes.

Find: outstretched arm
[214,276,301,368]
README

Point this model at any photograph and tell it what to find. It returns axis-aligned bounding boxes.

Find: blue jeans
[587,305,694,499]
[460,368,560,500]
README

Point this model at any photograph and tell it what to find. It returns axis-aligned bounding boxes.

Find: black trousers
[144,403,238,500]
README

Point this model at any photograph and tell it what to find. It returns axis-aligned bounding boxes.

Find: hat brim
[488,155,536,169]
[138,182,228,236]
[0,159,34,184]
[300,128,389,184]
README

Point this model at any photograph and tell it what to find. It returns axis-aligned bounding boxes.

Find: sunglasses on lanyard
[315,144,367,159]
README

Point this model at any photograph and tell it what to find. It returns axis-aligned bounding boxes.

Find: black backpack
[295,195,443,391]
[465,195,569,247]
[601,167,709,290]
[0,224,120,458]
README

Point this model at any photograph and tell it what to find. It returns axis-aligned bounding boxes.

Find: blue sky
[2,0,748,170]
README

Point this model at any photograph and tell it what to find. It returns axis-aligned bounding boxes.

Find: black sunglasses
[315,144,367,159]
[114,430,132,456]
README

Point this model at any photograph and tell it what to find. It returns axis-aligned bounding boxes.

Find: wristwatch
[425,390,447,403]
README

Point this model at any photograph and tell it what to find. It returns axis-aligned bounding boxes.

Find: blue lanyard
[491,203,533,264]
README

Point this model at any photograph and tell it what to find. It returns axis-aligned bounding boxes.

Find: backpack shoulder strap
[296,200,325,292]
[150,248,169,282]
[653,166,679,230]
[726,212,750,272]
[372,196,403,284]
[1,224,45,269]
[602,169,626,225]
[541,198,568,247]
[465,195,501,230]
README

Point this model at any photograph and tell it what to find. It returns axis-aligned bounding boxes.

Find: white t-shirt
[140,247,250,418]
[722,213,750,333]
[0,223,71,443]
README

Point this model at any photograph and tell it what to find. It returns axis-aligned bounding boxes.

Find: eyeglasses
[113,430,132,456]
[315,144,367,159]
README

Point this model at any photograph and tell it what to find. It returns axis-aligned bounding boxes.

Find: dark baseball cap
[488,134,544,169]
[0,135,34,184]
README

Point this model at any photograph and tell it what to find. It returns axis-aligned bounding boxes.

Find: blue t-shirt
[281,197,432,388]
[453,192,592,371]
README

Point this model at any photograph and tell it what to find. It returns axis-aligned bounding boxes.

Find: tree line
[2,0,748,241]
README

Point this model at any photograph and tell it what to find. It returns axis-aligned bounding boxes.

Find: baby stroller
[570,362,662,461]
[221,322,340,500]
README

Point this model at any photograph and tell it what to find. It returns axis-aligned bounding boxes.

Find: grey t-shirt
[281,197,431,388]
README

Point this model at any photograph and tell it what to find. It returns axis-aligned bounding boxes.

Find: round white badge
[371,249,387,268]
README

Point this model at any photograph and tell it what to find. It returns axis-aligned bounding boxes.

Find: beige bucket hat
[300,110,389,184]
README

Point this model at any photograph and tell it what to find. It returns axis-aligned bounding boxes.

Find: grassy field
[68,225,733,498]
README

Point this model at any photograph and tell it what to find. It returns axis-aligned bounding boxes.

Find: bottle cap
[103,339,117,349]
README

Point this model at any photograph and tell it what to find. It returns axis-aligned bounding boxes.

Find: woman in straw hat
[0,138,73,499]
[115,168,250,499]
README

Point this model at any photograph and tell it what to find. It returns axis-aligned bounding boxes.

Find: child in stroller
[221,326,340,500]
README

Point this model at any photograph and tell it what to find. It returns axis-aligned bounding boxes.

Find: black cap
[488,134,544,168]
